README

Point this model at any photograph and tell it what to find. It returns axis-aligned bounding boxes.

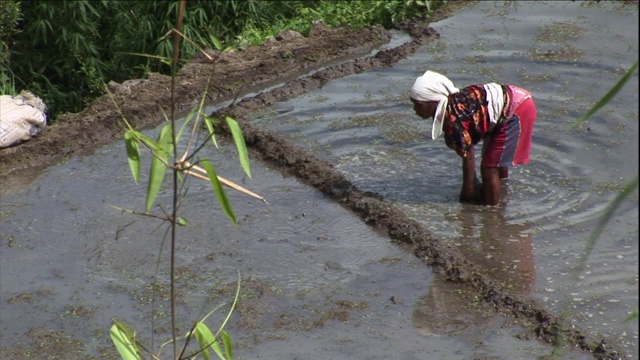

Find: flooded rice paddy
[1,1,638,359]
[251,0,639,357]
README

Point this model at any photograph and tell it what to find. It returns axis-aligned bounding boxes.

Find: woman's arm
[458,147,502,205]
[459,146,482,203]
[443,117,483,203]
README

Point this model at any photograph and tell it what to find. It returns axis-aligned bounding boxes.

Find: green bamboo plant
[106,1,264,359]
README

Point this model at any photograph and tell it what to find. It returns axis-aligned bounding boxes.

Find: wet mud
[0,3,626,359]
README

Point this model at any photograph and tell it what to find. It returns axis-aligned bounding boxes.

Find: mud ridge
[211,26,625,360]
[0,23,392,177]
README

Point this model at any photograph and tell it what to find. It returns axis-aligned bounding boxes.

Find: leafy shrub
[3,0,447,121]
[0,0,22,95]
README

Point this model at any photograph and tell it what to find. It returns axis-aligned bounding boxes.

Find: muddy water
[1,133,565,357]
[0,135,433,358]
[1,2,637,360]
[250,0,639,358]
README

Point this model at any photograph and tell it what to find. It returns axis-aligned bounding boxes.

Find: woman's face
[411,98,438,120]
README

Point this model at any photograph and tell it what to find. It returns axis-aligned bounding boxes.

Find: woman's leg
[481,166,501,206]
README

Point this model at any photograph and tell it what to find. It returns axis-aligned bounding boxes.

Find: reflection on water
[413,277,494,337]
[413,203,535,337]
[0,166,47,196]
[454,203,535,296]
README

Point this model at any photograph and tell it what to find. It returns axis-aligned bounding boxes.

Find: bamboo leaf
[221,330,233,360]
[210,336,226,360]
[123,127,163,159]
[203,115,220,148]
[181,76,213,161]
[135,132,159,150]
[197,303,226,324]
[212,272,241,349]
[177,105,197,145]
[146,125,173,213]
[225,117,251,179]
[201,160,236,225]
[194,322,215,360]
[209,34,223,50]
[569,60,638,129]
[110,322,141,360]
[124,130,141,184]
[176,216,188,226]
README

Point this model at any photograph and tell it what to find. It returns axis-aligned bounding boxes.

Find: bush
[0,0,21,95]
[2,0,448,121]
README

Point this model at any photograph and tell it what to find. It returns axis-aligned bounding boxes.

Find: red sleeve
[443,110,472,153]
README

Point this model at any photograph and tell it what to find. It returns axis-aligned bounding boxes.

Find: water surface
[1,1,637,359]
[251,0,639,356]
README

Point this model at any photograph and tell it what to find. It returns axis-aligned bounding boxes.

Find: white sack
[0,91,47,148]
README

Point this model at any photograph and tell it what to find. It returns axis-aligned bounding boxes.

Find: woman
[410,70,537,206]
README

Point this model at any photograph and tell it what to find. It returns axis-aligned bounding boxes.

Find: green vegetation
[0,0,448,121]
[0,0,20,95]
[107,2,257,358]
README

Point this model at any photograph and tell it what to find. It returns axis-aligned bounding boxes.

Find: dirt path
[0,5,624,359]
[0,21,391,175]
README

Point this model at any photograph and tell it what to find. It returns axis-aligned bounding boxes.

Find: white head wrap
[410,71,459,139]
